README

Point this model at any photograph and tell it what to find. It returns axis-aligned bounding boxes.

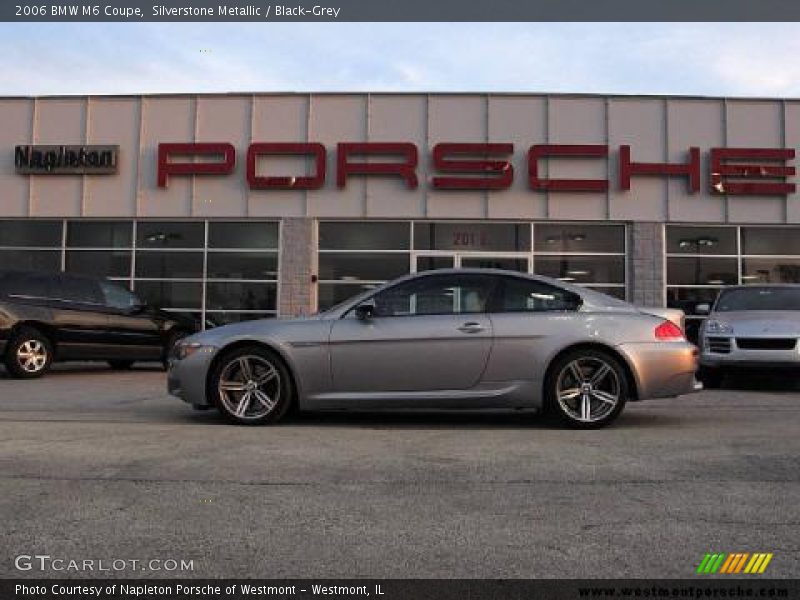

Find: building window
[67,220,132,248]
[532,223,627,300]
[666,224,800,342]
[65,220,133,279]
[2,219,280,330]
[741,227,800,284]
[318,222,411,310]
[0,220,62,272]
[414,222,530,252]
[0,220,62,247]
[320,221,410,251]
[204,221,279,326]
[317,221,628,310]
[136,221,205,249]
[666,225,738,342]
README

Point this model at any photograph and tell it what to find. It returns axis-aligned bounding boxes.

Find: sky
[4,22,800,97]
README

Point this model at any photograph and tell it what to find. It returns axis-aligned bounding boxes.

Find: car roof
[391,267,600,293]
[394,267,552,281]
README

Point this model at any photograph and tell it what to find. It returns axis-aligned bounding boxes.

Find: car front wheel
[545,349,629,429]
[5,326,53,379]
[208,346,293,425]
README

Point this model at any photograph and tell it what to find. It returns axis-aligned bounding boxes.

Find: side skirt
[301,380,541,411]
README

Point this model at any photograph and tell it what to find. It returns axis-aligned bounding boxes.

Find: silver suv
[697,285,800,387]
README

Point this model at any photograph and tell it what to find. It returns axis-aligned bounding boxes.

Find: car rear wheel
[545,349,628,429]
[697,366,723,389]
[5,326,53,379]
[108,360,134,370]
[209,346,293,425]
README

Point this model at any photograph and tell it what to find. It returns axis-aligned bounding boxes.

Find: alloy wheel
[16,339,49,374]
[555,357,621,424]
[217,355,282,421]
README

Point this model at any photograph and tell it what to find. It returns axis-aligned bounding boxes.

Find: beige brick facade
[278,217,317,317]
[629,222,665,307]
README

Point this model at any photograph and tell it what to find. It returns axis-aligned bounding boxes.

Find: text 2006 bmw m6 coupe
[168,269,700,428]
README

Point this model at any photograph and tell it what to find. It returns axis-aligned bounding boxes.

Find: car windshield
[715,287,800,312]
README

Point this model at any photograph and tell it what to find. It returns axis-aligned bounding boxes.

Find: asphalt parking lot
[1,364,799,579]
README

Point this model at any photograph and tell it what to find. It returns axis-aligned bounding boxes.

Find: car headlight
[175,342,216,360]
[704,319,733,335]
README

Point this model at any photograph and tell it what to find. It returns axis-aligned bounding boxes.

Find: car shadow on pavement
[270,409,687,431]
[0,362,165,378]
[716,368,800,392]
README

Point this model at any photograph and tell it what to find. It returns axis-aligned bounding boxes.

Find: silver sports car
[697,284,800,388]
[168,269,700,428]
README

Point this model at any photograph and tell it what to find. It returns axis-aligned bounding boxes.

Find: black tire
[697,366,724,389]
[208,345,293,425]
[5,326,53,379]
[544,348,629,429]
[162,329,189,370]
[108,360,134,370]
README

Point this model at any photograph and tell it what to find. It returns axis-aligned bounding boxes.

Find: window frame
[345,272,500,319]
[489,275,584,314]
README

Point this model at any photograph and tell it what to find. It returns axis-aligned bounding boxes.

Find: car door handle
[457,322,485,334]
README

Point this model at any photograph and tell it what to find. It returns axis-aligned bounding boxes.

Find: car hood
[153,308,199,331]
[184,314,327,346]
[709,310,800,336]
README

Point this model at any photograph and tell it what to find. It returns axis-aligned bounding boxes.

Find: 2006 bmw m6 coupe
[168,269,700,428]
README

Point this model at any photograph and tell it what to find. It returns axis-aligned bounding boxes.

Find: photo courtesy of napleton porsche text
[0,3,798,598]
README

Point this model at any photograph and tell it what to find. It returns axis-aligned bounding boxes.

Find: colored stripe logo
[696,553,773,574]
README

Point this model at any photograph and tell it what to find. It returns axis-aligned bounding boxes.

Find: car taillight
[654,320,685,341]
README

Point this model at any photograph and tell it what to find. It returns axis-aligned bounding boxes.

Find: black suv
[0,270,198,378]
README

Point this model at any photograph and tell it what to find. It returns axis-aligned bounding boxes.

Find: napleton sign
[15,145,118,175]
[156,142,797,195]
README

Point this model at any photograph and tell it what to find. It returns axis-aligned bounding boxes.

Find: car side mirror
[695,303,710,315]
[354,302,375,321]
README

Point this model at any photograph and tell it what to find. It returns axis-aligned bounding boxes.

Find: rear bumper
[617,341,701,400]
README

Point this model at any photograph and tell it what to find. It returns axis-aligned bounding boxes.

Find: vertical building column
[278,217,317,317]
[629,222,665,307]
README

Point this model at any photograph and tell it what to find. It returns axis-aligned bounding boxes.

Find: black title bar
[5,0,800,22]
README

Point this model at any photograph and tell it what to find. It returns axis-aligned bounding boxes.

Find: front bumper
[700,336,800,368]
[167,347,217,407]
[617,341,701,400]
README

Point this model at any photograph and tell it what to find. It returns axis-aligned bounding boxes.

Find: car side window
[496,277,581,313]
[370,274,495,317]
[100,281,140,311]
[57,275,103,306]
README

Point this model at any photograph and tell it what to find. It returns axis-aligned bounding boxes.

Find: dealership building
[2,92,800,337]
